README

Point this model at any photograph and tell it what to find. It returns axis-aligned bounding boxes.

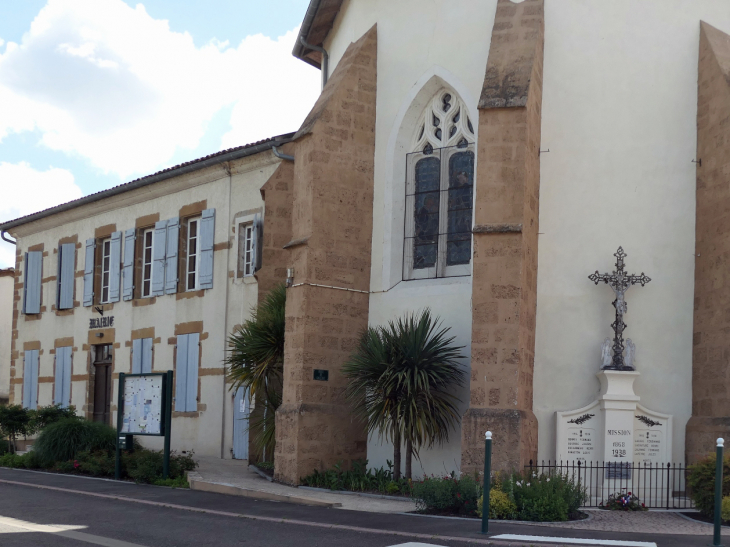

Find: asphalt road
[0,467,717,547]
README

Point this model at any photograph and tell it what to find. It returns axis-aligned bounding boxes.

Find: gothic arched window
[403,90,475,280]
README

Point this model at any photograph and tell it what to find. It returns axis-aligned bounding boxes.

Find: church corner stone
[461,0,543,475]
[272,26,376,485]
[686,21,730,463]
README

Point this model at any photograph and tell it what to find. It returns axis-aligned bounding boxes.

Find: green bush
[300,459,411,495]
[0,440,9,456]
[722,496,730,521]
[688,454,730,517]
[153,476,189,488]
[0,451,42,469]
[0,405,33,453]
[477,488,517,519]
[411,474,481,516]
[123,450,197,484]
[33,419,116,466]
[29,405,78,433]
[503,471,586,522]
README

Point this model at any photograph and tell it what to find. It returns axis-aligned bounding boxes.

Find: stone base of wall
[274,402,367,485]
[685,416,730,463]
[460,407,537,475]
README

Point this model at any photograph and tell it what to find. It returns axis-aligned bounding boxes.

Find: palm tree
[225,284,286,458]
[343,309,465,479]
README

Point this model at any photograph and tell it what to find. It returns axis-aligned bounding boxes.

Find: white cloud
[0,0,320,179]
[0,162,82,267]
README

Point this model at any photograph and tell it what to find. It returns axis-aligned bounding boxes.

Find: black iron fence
[525,460,693,509]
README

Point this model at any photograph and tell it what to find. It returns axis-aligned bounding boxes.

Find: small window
[240,223,254,277]
[100,238,112,303]
[141,228,154,297]
[187,218,201,291]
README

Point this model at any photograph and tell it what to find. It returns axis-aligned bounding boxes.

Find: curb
[248,465,274,482]
[298,485,412,502]
[187,472,341,508]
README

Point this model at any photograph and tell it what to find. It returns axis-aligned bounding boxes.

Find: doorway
[232,387,249,459]
[92,344,113,424]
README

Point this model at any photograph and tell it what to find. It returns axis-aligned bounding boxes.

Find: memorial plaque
[556,403,601,463]
[633,410,670,464]
[566,427,596,459]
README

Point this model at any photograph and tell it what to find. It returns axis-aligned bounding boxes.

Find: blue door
[233,387,249,459]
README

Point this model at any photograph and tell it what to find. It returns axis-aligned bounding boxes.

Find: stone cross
[588,247,651,370]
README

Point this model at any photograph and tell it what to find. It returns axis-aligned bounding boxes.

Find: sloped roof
[0,132,295,232]
[293,0,345,68]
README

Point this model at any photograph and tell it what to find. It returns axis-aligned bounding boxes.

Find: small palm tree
[343,309,465,479]
[225,284,286,457]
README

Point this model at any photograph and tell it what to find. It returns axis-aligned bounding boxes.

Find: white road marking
[388,544,446,547]
[0,515,147,547]
[491,534,657,547]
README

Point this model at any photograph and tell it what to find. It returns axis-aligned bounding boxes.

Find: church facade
[2,0,730,483]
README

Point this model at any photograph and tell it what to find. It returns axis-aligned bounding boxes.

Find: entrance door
[93,344,113,424]
[232,387,249,459]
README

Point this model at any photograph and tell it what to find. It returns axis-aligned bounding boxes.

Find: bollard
[481,431,492,535]
[715,437,725,547]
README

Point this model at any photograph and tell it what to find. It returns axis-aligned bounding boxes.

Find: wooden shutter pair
[150,217,180,296]
[54,347,72,408]
[23,350,39,409]
[175,333,199,412]
[82,232,123,306]
[22,252,42,314]
[131,338,153,374]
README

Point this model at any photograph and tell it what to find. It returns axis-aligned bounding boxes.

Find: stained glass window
[446,151,474,266]
[413,157,440,269]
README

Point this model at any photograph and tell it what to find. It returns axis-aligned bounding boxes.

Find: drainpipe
[299,36,329,91]
[272,146,294,162]
[1,231,16,245]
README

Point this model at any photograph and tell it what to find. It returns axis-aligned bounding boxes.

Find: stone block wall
[461,0,543,474]
[273,26,377,485]
[686,22,730,463]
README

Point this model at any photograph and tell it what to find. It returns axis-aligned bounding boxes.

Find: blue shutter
[199,209,215,289]
[175,335,188,411]
[151,221,167,296]
[57,243,75,310]
[132,338,142,374]
[142,338,153,374]
[23,349,39,410]
[175,333,199,412]
[185,333,199,411]
[165,218,179,294]
[83,239,95,306]
[54,347,72,408]
[23,251,42,314]
[108,231,122,302]
[122,229,136,301]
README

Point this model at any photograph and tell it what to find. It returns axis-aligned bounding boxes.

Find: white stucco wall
[534,1,730,465]
[323,0,729,471]
[9,151,280,457]
[0,271,13,401]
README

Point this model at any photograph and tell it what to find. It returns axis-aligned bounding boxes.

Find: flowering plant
[600,491,647,511]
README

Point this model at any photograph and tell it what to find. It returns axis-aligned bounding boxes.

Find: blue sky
[0,0,320,267]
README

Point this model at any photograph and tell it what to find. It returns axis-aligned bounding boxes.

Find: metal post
[163,370,173,479]
[481,431,492,535]
[714,437,724,547]
[115,373,125,480]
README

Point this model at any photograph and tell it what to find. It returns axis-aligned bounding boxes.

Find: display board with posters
[121,374,164,435]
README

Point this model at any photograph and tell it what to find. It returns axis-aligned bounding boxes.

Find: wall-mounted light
[286,268,294,288]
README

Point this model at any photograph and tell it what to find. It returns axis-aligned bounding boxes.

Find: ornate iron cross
[588,247,651,370]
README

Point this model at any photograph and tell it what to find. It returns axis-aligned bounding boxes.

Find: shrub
[123,450,197,484]
[688,454,730,517]
[29,405,78,433]
[33,419,116,466]
[300,459,411,495]
[477,488,517,519]
[722,496,730,522]
[502,471,585,522]
[0,440,9,456]
[600,491,647,511]
[75,450,116,477]
[0,405,33,453]
[411,474,481,516]
[153,476,189,488]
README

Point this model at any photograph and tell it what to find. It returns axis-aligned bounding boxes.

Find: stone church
[3,0,730,484]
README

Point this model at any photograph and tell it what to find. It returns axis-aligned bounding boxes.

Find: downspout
[1,231,16,245]
[299,36,329,90]
[272,146,294,162]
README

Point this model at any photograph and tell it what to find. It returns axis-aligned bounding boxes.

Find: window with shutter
[165,218,179,294]
[122,229,135,301]
[23,251,42,314]
[141,228,154,298]
[100,238,112,303]
[151,221,167,296]
[175,333,199,412]
[108,231,122,302]
[239,223,254,277]
[57,243,75,310]
[23,349,39,410]
[83,239,95,307]
[185,218,201,290]
[54,346,72,408]
[132,338,153,374]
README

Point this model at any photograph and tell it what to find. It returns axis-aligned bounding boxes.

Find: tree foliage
[225,284,286,456]
[343,309,465,479]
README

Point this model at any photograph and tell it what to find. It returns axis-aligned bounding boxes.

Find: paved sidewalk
[189,456,417,513]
